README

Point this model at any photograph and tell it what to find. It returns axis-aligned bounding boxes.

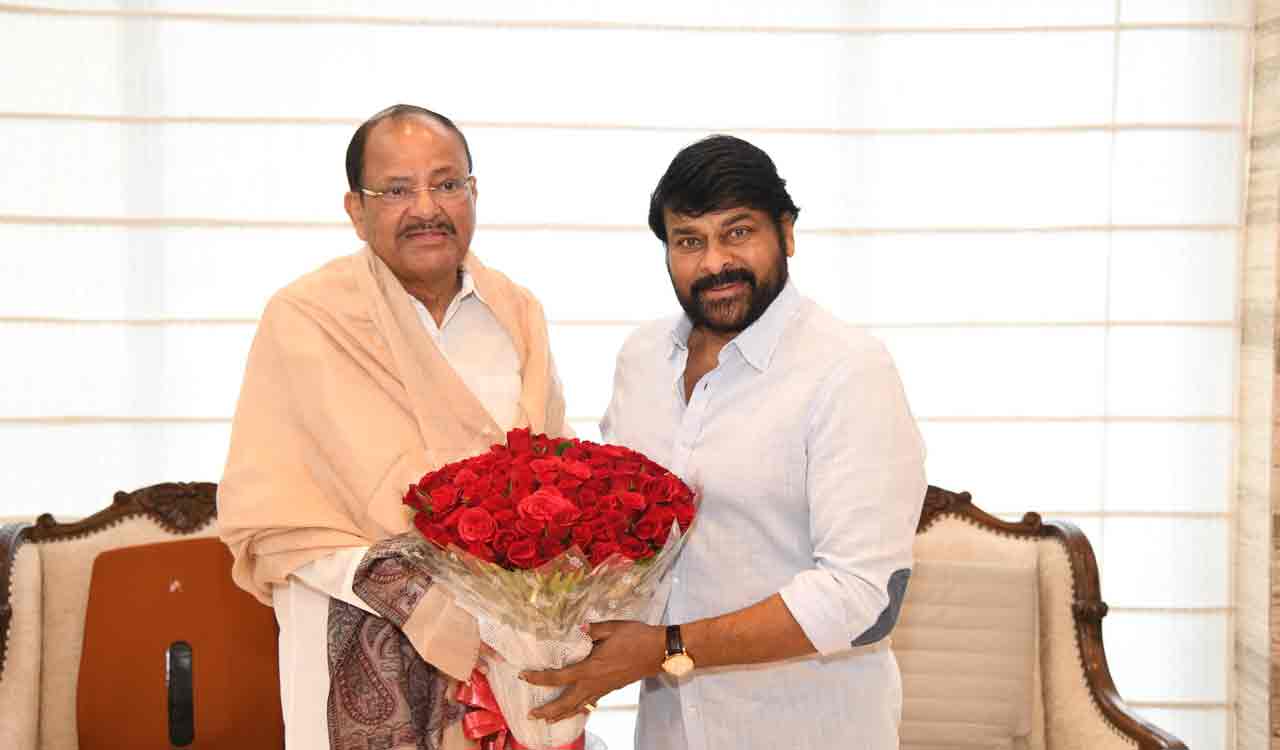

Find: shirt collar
[666,280,802,372]
[407,269,484,331]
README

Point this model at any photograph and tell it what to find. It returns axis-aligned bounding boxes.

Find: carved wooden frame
[919,485,1187,750]
[0,482,217,675]
[1,482,1187,750]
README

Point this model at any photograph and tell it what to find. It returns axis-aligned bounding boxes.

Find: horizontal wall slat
[0,416,1237,425]
[0,215,1245,232]
[0,14,1246,128]
[0,3,1251,30]
[0,111,1248,134]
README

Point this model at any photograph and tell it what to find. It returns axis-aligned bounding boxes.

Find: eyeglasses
[359,175,474,204]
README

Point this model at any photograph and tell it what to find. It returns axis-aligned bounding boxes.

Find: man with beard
[218,105,570,749]
[523,135,926,749]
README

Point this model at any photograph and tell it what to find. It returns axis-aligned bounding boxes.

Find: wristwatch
[661,624,695,677]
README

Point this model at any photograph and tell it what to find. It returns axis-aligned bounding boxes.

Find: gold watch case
[661,652,695,677]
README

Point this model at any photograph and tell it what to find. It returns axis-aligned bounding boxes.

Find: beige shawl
[217,246,568,607]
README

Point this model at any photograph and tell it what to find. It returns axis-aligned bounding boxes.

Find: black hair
[344,104,473,192]
[647,134,800,243]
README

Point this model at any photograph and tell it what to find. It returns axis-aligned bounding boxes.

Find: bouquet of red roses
[403,428,696,750]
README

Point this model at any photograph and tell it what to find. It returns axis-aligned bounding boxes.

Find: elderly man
[218,105,569,750]
[524,135,927,749]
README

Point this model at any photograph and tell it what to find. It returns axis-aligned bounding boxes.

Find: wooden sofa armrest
[0,522,32,680]
[1,521,39,750]
[920,486,1187,750]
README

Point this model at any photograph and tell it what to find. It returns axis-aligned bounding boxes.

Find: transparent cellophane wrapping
[406,521,689,750]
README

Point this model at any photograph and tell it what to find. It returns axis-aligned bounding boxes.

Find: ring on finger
[583,702,597,712]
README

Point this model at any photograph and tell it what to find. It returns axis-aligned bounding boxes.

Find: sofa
[0,482,1185,750]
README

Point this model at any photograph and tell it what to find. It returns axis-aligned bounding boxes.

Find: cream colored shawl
[217,246,569,604]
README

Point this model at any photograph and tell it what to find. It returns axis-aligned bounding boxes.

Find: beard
[673,248,788,335]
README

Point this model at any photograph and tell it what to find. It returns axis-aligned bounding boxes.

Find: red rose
[562,460,592,480]
[642,506,677,544]
[457,507,497,544]
[615,460,641,476]
[403,485,425,512]
[466,542,496,563]
[506,538,539,569]
[507,428,532,454]
[414,516,456,549]
[516,517,545,536]
[416,470,440,492]
[633,516,659,541]
[439,506,467,530]
[518,487,578,522]
[591,522,618,544]
[429,485,460,515]
[571,525,594,548]
[453,468,479,487]
[540,537,566,559]
[493,509,517,525]
[491,529,517,555]
[509,467,535,499]
[618,491,647,512]
[600,510,628,532]
[481,494,512,513]
[589,541,620,567]
[619,535,650,561]
[673,500,695,530]
[530,457,562,474]
[556,476,585,492]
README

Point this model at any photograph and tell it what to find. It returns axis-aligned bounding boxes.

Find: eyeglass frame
[357,174,475,204]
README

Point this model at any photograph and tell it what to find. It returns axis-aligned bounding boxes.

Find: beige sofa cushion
[896,558,1038,750]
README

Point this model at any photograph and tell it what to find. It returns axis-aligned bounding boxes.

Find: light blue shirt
[601,281,927,750]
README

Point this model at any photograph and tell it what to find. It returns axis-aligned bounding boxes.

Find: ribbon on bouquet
[457,669,586,750]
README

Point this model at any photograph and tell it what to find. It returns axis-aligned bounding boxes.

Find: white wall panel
[1108,231,1236,321]
[1106,611,1229,702]
[877,327,1106,417]
[0,422,231,518]
[1101,517,1229,607]
[1103,422,1232,512]
[1112,131,1244,225]
[1106,327,1234,416]
[1117,30,1248,123]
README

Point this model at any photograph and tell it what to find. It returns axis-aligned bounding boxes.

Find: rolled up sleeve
[778,347,927,655]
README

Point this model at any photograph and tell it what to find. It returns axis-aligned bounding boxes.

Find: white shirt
[273,270,522,750]
[601,281,927,750]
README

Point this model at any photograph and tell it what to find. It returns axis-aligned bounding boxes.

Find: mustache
[399,220,455,238]
[691,268,757,296]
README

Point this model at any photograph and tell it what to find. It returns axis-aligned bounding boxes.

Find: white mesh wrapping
[477,615,593,749]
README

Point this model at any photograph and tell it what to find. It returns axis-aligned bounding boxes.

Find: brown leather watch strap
[665,624,685,658]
